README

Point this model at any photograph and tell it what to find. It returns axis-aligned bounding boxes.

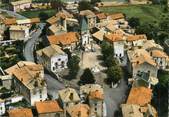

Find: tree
[101,41,114,60]
[51,0,64,10]
[128,17,140,28]
[91,0,101,5]
[78,1,92,11]
[105,56,118,67]
[63,49,71,59]
[67,55,80,78]
[107,65,123,84]
[80,68,95,84]
[38,12,49,21]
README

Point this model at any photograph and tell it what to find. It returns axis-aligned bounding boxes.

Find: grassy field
[100,5,169,24]
[19,9,57,18]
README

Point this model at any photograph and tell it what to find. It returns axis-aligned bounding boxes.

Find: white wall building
[9,25,29,41]
[104,33,125,58]
[36,45,68,73]
[10,0,32,12]
[0,99,5,115]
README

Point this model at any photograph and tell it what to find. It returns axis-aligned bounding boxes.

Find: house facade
[47,32,79,51]
[36,45,68,73]
[58,88,80,116]
[5,61,48,106]
[10,0,32,12]
[80,84,104,117]
[150,49,168,70]
[126,34,147,49]
[104,33,125,58]
[9,25,29,41]
[127,49,158,78]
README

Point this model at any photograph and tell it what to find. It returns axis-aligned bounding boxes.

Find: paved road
[23,23,45,61]
[104,78,128,117]
[44,74,65,99]
[0,8,26,19]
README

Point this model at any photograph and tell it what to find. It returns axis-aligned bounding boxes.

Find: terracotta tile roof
[127,87,152,106]
[8,108,33,117]
[5,61,45,89]
[127,49,157,67]
[58,88,80,103]
[121,104,144,117]
[89,90,104,100]
[30,18,40,23]
[67,104,90,117]
[96,13,107,20]
[151,49,168,58]
[127,34,147,42]
[48,32,79,45]
[3,18,17,25]
[35,101,63,114]
[104,33,124,42]
[108,13,125,20]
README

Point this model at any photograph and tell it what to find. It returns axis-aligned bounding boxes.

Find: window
[61,61,65,68]
[55,62,58,69]
[40,94,42,98]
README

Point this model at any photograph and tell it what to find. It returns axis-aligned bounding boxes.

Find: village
[0,0,169,117]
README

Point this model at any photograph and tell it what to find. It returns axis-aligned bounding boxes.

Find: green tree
[67,55,80,78]
[38,12,49,21]
[107,65,123,84]
[128,17,140,28]
[91,0,101,5]
[101,41,114,60]
[105,55,118,67]
[78,1,92,11]
[80,68,95,84]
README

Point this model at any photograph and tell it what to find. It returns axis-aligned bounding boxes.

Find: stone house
[47,32,80,51]
[35,100,64,117]
[10,0,32,12]
[150,49,168,70]
[9,25,29,41]
[127,49,158,78]
[80,84,104,117]
[36,45,68,73]
[58,88,80,116]
[104,33,125,59]
[126,34,147,49]
[5,61,48,106]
